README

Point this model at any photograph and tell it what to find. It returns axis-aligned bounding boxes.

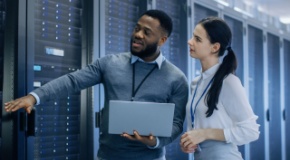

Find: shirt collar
[201,63,220,80]
[131,52,165,69]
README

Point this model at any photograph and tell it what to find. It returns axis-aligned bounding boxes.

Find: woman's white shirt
[186,63,260,145]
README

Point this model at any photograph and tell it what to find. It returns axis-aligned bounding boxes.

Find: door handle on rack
[27,108,36,136]
[20,111,26,131]
[283,109,286,121]
[95,111,100,128]
[266,109,270,121]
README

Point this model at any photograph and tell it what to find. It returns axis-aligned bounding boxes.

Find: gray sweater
[33,52,189,160]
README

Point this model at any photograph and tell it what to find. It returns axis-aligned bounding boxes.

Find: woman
[180,17,260,160]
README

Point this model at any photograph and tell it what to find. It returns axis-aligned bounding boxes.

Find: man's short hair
[141,9,173,37]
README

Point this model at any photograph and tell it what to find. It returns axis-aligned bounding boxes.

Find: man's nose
[134,30,144,39]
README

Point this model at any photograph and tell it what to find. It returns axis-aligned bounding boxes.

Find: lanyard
[131,63,157,101]
[190,78,214,128]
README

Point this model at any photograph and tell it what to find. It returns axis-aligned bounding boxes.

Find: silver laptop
[108,100,175,137]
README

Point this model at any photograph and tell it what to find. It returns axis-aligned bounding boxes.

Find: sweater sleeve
[33,59,103,102]
[221,75,260,145]
[157,74,189,148]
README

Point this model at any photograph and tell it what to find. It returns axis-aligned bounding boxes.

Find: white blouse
[186,63,260,145]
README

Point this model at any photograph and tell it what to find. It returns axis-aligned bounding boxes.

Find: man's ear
[211,42,220,53]
[158,36,168,46]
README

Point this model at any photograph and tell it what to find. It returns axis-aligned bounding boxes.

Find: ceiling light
[214,0,229,7]
[234,7,254,18]
[279,17,290,24]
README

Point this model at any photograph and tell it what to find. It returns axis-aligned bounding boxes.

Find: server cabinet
[193,3,218,76]
[28,0,79,159]
[248,25,265,160]
[155,0,188,75]
[100,0,146,56]
[284,39,290,160]
[25,0,93,159]
[1,0,23,159]
[224,16,244,83]
[0,0,5,153]
[267,33,281,160]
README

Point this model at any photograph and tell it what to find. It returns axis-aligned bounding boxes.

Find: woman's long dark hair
[198,17,237,117]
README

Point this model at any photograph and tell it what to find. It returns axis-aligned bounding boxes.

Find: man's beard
[130,39,159,58]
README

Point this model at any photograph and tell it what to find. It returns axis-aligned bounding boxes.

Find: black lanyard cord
[131,63,157,101]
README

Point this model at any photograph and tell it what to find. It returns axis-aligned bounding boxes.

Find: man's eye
[144,30,151,35]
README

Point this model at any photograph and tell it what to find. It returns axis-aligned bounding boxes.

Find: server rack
[100,0,145,56]
[155,0,188,75]
[0,0,5,154]
[284,39,290,160]
[248,25,265,160]
[1,0,93,159]
[26,0,93,159]
[267,33,282,160]
[224,15,244,83]
[1,0,21,159]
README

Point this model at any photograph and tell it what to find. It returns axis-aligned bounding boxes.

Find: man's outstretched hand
[4,94,36,114]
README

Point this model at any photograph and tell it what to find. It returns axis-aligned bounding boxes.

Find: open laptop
[108,100,175,137]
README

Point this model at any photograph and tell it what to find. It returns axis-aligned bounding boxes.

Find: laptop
[108,100,175,137]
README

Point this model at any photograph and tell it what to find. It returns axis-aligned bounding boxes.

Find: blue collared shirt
[131,52,165,70]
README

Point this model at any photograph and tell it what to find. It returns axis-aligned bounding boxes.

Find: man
[5,9,188,160]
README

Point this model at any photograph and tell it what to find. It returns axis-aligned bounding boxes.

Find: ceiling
[242,0,290,24]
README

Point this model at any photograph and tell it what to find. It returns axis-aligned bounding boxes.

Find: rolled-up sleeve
[221,75,260,145]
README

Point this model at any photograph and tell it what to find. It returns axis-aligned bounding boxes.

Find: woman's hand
[180,143,198,153]
[180,129,205,152]
[180,128,225,153]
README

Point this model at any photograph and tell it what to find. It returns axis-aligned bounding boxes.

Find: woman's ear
[211,43,220,53]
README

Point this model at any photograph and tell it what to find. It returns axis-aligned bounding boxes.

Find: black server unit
[1,0,22,159]
[26,0,90,159]
[0,0,93,159]
[284,39,290,160]
[0,0,5,152]
[156,0,188,75]
[103,0,145,55]
[193,3,218,76]
[248,25,265,160]
[267,33,281,160]
[0,0,4,104]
